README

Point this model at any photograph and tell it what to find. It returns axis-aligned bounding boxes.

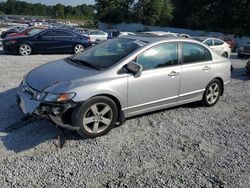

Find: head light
[34,92,76,102]
[35,92,47,101]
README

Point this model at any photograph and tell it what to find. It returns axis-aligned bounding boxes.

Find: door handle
[168,71,180,77]
[202,66,211,71]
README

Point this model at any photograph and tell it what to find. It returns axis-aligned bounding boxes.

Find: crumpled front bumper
[17,82,79,130]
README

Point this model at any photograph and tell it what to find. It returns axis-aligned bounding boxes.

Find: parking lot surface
[0,52,249,187]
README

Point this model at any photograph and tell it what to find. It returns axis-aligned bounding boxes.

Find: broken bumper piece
[17,85,79,130]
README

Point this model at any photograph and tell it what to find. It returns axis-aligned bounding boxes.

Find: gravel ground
[0,52,249,188]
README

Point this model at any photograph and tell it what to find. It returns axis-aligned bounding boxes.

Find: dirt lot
[0,51,249,188]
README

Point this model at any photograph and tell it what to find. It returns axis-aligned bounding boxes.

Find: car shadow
[126,101,203,122]
[231,67,250,81]
[0,87,82,153]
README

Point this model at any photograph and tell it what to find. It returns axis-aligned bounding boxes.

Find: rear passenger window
[56,31,74,37]
[42,31,57,37]
[214,39,224,46]
[182,43,212,64]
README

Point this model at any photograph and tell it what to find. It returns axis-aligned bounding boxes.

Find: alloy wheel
[206,83,220,105]
[74,44,84,53]
[19,44,32,56]
[83,103,113,134]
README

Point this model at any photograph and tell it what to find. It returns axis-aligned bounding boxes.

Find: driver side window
[136,43,179,70]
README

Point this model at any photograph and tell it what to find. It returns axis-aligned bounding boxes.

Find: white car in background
[83,30,108,44]
[143,31,178,37]
[193,37,231,58]
[119,32,136,37]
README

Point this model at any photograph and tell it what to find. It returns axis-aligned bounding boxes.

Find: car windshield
[71,38,144,69]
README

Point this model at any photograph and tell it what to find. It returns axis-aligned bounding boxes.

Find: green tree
[95,0,134,24]
[53,4,65,19]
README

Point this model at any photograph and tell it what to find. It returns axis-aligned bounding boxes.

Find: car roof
[121,35,199,44]
[42,28,79,34]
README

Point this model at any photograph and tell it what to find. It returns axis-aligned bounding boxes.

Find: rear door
[179,42,214,101]
[54,30,77,53]
[127,42,181,116]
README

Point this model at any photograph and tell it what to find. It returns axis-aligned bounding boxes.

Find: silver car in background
[82,30,108,44]
[17,36,231,138]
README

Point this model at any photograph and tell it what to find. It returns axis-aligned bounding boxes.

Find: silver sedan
[17,36,231,138]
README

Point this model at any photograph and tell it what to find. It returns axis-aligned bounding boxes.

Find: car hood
[3,35,32,41]
[25,58,99,91]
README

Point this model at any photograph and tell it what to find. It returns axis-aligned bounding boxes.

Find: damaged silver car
[17,36,231,138]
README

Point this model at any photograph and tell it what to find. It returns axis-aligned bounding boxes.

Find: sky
[0,0,95,6]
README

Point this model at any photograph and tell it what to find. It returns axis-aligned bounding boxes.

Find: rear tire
[19,44,32,56]
[202,79,222,107]
[222,52,228,58]
[72,96,118,138]
[74,44,84,54]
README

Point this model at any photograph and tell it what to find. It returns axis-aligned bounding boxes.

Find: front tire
[19,44,32,56]
[72,96,118,138]
[202,79,222,107]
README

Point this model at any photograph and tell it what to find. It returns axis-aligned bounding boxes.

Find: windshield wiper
[67,57,100,71]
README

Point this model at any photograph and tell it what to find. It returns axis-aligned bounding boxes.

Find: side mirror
[125,62,143,76]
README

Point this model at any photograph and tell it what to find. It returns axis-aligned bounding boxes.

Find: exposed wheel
[74,44,84,54]
[19,44,32,56]
[202,79,222,107]
[72,96,118,138]
[222,52,228,58]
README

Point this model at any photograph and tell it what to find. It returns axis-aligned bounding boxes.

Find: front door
[127,42,181,116]
[33,30,59,53]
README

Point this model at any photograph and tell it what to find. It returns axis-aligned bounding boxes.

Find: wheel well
[94,94,125,124]
[222,52,228,58]
[95,94,122,112]
[63,94,123,125]
[214,77,224,95]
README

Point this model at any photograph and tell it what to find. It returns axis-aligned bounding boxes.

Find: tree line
[95,0,250,36]
[0,0,249,36]
[0,0,95,20]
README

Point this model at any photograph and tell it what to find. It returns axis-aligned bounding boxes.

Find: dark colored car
[3,28,92,55]
[7,27,47,38]
[246,59,250,75]
[219,36,238,52]
[238,42,250,58]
